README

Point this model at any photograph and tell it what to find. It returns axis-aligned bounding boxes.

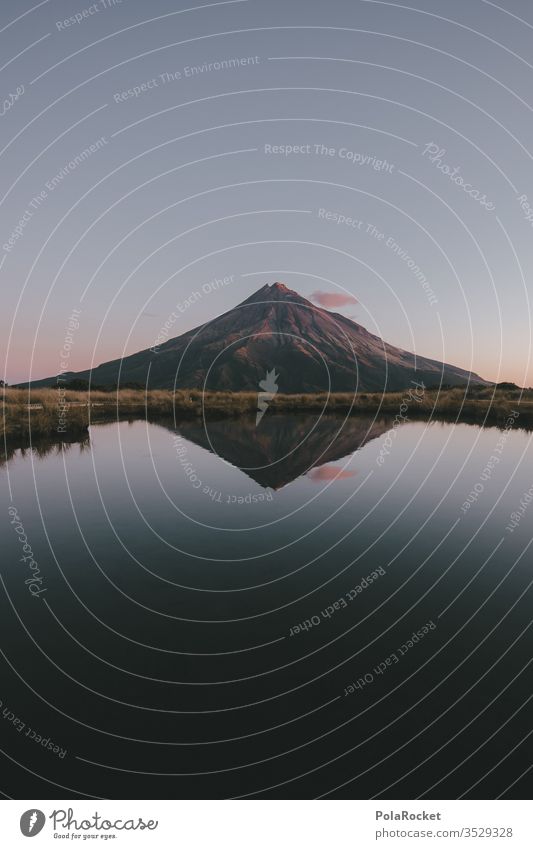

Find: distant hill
[22,282,488,393]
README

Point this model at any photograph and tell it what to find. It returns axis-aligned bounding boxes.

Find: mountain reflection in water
[173,413,391,489]
[1,413,391,490]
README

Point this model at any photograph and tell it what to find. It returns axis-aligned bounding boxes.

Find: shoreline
[2,386,531,443]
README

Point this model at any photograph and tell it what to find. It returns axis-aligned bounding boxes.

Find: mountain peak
[266,281,302,300]
[242,281,309,305]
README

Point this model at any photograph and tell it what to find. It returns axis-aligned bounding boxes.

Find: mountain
[24,283,488,392]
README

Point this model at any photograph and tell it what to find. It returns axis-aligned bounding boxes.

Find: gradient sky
[2,0,533,385]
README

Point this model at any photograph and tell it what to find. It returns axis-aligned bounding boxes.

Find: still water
[1,412,532,798]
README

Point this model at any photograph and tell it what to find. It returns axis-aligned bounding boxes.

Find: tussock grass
[2,385,532,442]
[1,387,258,440]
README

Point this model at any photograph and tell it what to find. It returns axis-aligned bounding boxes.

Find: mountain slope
[24,283,488,392]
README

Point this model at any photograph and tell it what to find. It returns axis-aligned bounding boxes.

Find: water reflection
[171,413,392,489]
[0,431,91,467]
[2,413,533,799]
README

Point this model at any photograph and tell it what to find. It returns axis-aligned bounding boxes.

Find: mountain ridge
[21,282,488,392]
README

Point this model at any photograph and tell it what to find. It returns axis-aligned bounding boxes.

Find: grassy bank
[2,384,532,442]
[1,387,256,440]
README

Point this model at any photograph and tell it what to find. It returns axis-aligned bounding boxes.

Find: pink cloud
[311,290,358,309]
[308,465,357,481]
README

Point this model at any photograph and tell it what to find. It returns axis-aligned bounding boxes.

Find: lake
[1,411,532,799]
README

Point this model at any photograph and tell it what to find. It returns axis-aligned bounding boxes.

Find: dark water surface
[1,413,532,799]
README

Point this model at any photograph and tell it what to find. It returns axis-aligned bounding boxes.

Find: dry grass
[2,385,532,442]
[1,387,257,440]
[268,385,533,423]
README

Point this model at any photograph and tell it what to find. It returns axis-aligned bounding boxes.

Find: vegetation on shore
[2,382,532,443]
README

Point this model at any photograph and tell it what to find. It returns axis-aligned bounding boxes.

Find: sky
[2,0,533,386]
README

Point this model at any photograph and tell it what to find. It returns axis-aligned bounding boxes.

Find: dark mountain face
[25,283,488,392]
